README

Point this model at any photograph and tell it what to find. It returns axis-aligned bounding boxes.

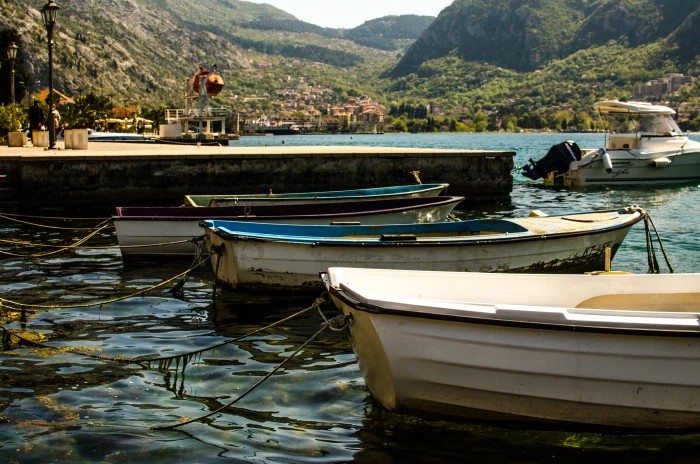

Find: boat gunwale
[207,210,645,247]
[185,183,450,206]
[329,286,700,338]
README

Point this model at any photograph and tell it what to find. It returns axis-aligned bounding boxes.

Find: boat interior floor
[574,292,700,312]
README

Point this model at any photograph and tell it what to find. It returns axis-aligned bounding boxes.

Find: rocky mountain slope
[391,0,700,76]
[0,0,431,105]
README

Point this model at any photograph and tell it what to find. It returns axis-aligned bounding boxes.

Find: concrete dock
[0,142,514,213]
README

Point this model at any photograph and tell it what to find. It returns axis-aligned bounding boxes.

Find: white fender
[601,150,613,173]
[651,157,672,168]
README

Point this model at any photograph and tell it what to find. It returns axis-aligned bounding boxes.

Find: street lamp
[6,42,18,104]
[41,0,60,149]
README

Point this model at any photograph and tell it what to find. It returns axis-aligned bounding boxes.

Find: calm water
[1,133,699,463]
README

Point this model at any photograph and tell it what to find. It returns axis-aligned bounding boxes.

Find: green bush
[0,103,27,134]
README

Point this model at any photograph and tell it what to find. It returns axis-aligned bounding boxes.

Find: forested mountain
[344,15,435,51]
[237,13,434,51]
[391,0,700,76]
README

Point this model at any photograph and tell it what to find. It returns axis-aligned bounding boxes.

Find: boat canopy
[593,100,676,115]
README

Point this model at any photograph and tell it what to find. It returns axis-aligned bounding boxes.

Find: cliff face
[345,15,435,51]
[2,0,256,103]
[390,0,700,77]
[665,5,700,64]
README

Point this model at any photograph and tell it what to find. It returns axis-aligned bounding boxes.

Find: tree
[61,93,111,129]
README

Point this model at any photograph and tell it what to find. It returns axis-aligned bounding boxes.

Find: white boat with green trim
[185,183,449,207]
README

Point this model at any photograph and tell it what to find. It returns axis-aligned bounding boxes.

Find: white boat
[114,196,463,257]
[204,207,645,291]
[323,267,700,429]
[522,101,700,186]
[184,183,449,207]
[58,128,154,143]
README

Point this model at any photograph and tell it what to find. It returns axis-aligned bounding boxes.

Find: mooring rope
[0,295,331,370]
[152,303,349,430]
[0,256,211,312]
[0,212,111,221]
[643,215,659,273]
[152,324,329,430]
[2,290,349,431]
[139,294,330,371]
[0,237,192,250]
[0,215,113,231]
[643,213,674,273]
[0,224,112,258]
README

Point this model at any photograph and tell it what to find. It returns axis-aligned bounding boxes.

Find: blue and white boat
[203,206,646,291]
[185,183,449,207]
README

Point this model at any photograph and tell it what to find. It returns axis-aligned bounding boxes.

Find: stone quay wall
[0,144,514,213]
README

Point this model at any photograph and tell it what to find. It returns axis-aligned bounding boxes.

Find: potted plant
[0,104,28,147]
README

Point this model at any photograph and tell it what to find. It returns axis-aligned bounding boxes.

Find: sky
[244,0,454,29]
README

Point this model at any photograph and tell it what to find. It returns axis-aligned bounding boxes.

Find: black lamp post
[7,42,18,104]
[41,0,60,149]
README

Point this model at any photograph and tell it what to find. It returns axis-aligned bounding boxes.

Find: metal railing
[165,108,229,121]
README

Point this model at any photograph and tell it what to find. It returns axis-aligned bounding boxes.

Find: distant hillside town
[635,74,696,97]
[238,80,387,133]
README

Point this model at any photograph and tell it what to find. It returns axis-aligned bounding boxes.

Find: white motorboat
[323,267,700,429]
[523,101,700,186]
[57,128,154,143]
[203,206,645,291]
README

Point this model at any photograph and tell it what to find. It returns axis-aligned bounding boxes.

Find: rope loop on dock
[409,170,422,185]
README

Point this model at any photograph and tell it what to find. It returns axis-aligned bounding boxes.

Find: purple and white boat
[114,196,463,257]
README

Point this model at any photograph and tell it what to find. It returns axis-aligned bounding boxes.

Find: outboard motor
[522,141,582,182]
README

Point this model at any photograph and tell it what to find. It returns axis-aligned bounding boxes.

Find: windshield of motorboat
[639,115,682,136]
[608,114,682,137]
